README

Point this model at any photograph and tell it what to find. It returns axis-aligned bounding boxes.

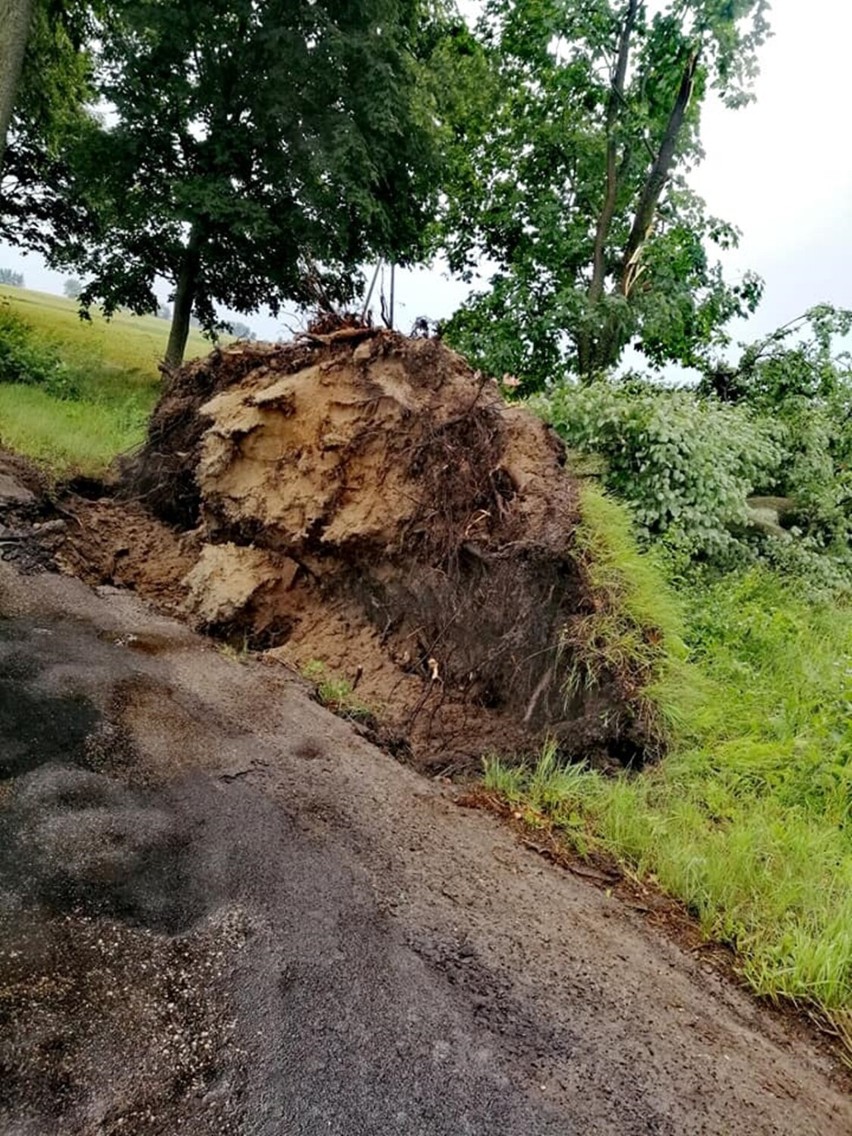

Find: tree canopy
[0,1,95,253]
[440,0,771,388]
[30,0,446,365]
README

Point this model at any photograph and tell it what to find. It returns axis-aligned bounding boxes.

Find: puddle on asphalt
[96,628,180,656]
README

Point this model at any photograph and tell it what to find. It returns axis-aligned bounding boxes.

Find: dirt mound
[115,330,655,771]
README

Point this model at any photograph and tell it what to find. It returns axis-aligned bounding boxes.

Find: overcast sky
[2,0,849,357]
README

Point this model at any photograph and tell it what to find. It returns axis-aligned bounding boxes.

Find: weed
[301,660,375,723]
[218,636,251,664]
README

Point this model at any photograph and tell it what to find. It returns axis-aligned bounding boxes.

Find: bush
[0,303,80,398]
[699,305,852,568]
[542,378,783,565]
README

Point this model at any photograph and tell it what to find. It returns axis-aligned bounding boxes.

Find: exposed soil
[51,331,666,773]
[55,497,198,616]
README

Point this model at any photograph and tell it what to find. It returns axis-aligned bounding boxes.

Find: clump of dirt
[122,341,321,527]
[88,330,663,771]
[54,498,198,616]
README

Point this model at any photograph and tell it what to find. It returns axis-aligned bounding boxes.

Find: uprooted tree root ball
[79,329,672,772]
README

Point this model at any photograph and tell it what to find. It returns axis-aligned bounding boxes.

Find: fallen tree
[104,329,674,771]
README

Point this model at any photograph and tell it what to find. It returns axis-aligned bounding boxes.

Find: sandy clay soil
[0,454,851,1135]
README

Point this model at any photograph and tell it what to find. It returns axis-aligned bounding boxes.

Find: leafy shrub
[0,303,80,398]
[699,304,852,568]
[542,377,783,565]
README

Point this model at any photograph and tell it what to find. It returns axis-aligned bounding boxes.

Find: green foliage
[440,0,770,385]
[701,305,852,563]
[301,660,375,723]
[0,301,79,398]
[0,286,201,473]
[702,304,852,407]
[0,269,24,287]
[36,0,446,361]
[567,484,699,748]
[1,0,96,251]
[536,305,852,588]
[485,566,852,1033]
[543,377,783,563]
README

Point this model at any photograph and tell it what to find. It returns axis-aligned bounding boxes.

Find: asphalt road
[0,559,850,1135]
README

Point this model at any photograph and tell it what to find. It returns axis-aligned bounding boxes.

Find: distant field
[0,287,223,475]
[0,287,215,388]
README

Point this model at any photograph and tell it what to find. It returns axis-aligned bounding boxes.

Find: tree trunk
[578,0,639,381]
[589,0,639,305]
[164,225,204,369]
[575,315,626,382]
[579,46,700,379]
[0,0,36,170]
[618,48,701,299]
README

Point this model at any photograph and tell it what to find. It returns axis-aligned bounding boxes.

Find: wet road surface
[0,563,850,1135]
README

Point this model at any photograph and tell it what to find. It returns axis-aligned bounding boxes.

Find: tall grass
[487,490,852,1038]
[565,485,702,750]
[0,384,147,473]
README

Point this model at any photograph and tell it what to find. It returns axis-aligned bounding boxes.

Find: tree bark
[589,0,639,304]
[165,224,204,369]
[578,0,639,380]
[0,0,36,170]
[618,47,701,299]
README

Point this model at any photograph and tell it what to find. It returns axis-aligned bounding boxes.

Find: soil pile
[113,329,650,771]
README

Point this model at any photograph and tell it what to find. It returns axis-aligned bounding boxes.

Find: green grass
[0,383,147,474]
[301,660,376,723]
[565,484,701,750]
[0,287,221,475]
[487,491,852,1045]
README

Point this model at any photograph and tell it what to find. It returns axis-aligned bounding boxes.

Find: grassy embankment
[0,288,214,473]
[488,486,852,1049]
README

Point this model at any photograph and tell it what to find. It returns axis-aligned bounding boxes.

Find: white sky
[690,0,852,345]
[2,0,850,358]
